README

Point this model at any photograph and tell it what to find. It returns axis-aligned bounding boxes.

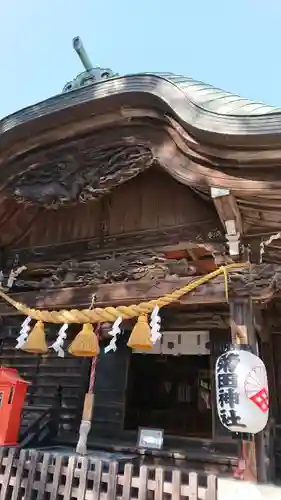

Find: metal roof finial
[72,36,94,72]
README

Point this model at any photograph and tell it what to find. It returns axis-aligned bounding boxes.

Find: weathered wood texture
[272,334,281,420]
[0,264,280,315]
[1,169,223,249]
[7,223,224,265]
[229,299,260,483]
[3,100,281,265]
[7,248,216,292]
[0,278,227,316]
[260,331,278,482]
[5,224,224,293]
[211,190,242,235]
[0,448,217,500]
[272,332,281,480]
[0,310,235,448]
[0,318,89,435]
[90,342,130,440]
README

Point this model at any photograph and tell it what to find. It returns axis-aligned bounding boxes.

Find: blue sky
[1,0,281,118]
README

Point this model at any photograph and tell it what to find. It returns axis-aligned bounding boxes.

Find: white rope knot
[50,324,68,357]
[16,316,32,349]
[104,317,122,354]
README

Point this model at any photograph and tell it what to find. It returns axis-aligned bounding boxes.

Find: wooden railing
[19,385,62,448]
[0,447,217,499]
[19,405,59,448]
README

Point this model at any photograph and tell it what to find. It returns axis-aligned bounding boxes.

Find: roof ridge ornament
[63,36,118,93]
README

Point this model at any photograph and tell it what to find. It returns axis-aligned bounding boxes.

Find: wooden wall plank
[0,323,90,437]
[10,169,221,249]
[91,341,129,439]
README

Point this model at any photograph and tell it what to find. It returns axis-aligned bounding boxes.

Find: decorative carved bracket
[211,188,242,258]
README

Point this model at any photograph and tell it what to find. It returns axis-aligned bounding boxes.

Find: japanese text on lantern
[217,352,246,429]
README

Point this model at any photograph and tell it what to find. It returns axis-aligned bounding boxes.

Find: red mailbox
[0,367,30,446]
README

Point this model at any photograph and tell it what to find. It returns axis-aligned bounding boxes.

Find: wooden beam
[211,188,242,257]
[6,222,225,264]
[0,263,280,316]
[0,277,229,315]
[0,263,280,315]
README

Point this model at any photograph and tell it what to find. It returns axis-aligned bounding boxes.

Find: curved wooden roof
[1,72,281,260]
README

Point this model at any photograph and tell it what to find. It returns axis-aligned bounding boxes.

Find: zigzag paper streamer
[104,317,122,354]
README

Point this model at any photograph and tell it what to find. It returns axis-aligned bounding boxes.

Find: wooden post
[76,304,100,456]
[229,298,267,483]
[76,393,95,455]
[256,310,276,483]
[76,351,99,455]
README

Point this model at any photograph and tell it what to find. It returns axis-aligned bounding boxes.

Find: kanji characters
[218,388,240,408]
[219,409,246,428]
[218,372,238,389]
[217,352,240,374]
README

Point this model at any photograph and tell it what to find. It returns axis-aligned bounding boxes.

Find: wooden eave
[1,78,281,261]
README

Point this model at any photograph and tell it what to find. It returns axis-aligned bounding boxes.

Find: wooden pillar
[229,298,267,483]
[257,310,277,483]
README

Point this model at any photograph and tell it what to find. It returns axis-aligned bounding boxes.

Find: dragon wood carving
[11,249,200,291]
[11,143,153,208]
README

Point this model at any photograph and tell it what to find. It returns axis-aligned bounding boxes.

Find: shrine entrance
[124,352,212,438]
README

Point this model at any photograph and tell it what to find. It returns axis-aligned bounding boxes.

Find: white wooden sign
[134,331,210,355]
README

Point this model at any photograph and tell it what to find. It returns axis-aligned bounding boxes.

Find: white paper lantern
[215,348,269,434]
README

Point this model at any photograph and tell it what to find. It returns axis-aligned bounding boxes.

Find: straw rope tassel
[127,314,153,350]
[21,320,48,354]
[0,263,248,325]
[68,323,100,357]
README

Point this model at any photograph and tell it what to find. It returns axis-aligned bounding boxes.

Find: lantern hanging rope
[0,263,248,324]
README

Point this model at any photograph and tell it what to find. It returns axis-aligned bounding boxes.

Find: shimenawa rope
[0,263,248,324]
